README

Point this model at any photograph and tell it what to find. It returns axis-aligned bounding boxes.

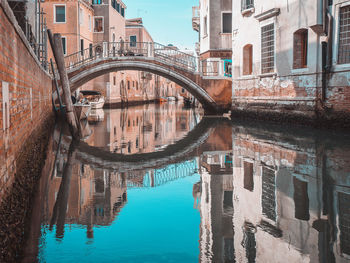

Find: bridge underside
[66,58,231,114]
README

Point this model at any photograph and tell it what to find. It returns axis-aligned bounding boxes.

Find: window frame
[221,12,232,34]
[203,15,208,37]
[54,4,66,24]
[241,0,254,12]
[130,35,137,47]
[337,4,350,65]
[293,29,308,69]
[61,36,67,55]
[93,16,104,33]
[242,44,253,76]
[260,22,276,74]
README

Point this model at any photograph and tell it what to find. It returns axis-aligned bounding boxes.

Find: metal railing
[57,41,197,73]
[192,6,200,18]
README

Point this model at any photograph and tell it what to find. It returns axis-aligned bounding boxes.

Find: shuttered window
[338,5,350,64]
[261,24,275,74]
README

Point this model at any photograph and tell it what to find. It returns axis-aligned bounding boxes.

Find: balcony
[192,6,200,32]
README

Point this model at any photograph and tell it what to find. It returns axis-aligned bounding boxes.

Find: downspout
[321,0,333,105]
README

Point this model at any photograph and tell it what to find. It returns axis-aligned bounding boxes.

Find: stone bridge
[56,42,232,114]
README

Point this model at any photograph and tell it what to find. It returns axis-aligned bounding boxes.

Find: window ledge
[241,7,255,16]
[237,75,257,80]
[258,72,277,79]
[291,67,309,74]
[254,8,280,22]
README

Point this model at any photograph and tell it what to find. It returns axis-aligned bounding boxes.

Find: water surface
[22,103,350,263]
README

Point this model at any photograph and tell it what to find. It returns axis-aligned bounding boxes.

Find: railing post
[218,59,224,77]
[103,42,108,58]
[196,57,200,73]
[148,42,154,58]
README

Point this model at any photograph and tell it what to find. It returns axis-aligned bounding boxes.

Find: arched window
[243,44,253,75]
[293,29,308,69]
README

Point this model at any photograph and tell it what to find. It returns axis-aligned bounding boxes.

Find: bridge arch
[68,59,219,113]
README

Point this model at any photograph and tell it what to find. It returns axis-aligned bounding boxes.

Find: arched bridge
[57,42,232,114]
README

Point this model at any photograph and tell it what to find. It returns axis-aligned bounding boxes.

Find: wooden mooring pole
[47,29,80,140]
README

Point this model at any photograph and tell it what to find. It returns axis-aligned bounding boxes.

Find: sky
[123,0,198,50]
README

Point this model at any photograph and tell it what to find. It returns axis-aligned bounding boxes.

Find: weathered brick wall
[0,0,53,199]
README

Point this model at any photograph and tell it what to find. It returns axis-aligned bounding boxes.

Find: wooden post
[47,29,80,139]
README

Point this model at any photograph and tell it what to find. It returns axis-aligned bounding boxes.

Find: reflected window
[339,192,350,256]
[293,177,310,221]
[243,161,254,191]
[223,191,233,210]
[261,167,276,221]
[95,178,104,193]
[242,222,256,263]
[224,237,235,263]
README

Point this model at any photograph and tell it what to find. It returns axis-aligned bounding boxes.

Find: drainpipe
[321,0,333,105]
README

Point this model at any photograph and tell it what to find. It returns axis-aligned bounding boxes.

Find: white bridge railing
[60,41,198,73]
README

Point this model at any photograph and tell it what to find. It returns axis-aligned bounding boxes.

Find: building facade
[193,0,232,77]
[231,0,350,125]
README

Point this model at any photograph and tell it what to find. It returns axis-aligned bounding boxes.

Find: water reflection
[85,103,201,154]
[21,104,350,263]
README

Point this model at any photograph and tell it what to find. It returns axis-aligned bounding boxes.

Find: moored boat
[80,90,105,109]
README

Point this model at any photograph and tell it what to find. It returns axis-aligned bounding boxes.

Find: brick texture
[0,3,53,198]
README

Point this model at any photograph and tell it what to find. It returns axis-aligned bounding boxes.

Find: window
[261,167,276,221]
[203,16,208,36]
[338,5,350,64]
[88,15,91,31]
[261,23,275,74]
[121,7,125,17]
[241,0,254,11]
[80,39,84,56]
[61,37,67,55]
[127,80,130,90]
[243,161,254,191]
[293,177,309,221]
[117,3,120,12]
[79,7,83,24]
[136,82,138,90]
[54,5,66,23]
[293,29,308,69]
[94,17,103,32]
[113,76,116,86]
[130,35,137,47]
[243,44,253,75]
[111,0,116,9]
[222,13,232,34]
[339,192,350,256]
[92,0,102,4]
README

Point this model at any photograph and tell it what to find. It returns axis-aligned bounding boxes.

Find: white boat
[80,90,105,109]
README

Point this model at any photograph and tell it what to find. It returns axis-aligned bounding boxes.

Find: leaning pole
[47,29,80,140]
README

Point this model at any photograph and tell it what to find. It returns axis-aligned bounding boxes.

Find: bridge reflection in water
[21,104,350,263]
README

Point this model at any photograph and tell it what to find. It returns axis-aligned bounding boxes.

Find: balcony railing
[192,6,200,18]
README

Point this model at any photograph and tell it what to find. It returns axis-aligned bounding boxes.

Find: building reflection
[85,103,200,154]
[193,122,350,263]
[230,124,350,263]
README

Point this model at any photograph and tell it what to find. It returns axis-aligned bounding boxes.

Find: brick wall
[0,0,53,199]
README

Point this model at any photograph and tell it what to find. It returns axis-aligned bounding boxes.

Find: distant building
[192,0,232,77]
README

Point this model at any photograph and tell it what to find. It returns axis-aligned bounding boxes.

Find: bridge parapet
[61,41,198,74]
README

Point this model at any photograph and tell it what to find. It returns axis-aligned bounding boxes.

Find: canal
[10,103,350,262]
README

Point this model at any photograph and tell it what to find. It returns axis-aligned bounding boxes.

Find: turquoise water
[38,173,200,263]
